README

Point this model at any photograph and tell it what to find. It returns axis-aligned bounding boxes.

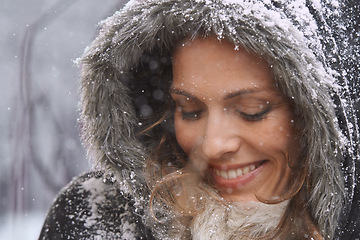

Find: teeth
[220,171,228,179]
[215,164,256,180]
[228,169,237,179]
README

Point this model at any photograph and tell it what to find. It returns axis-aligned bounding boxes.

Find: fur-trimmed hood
[78,0,359,239]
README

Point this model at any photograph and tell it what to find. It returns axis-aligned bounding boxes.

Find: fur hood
[78,0,359,239]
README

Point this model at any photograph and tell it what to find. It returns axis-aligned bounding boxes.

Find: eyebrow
[170,87,264,100]
[223,89,263,100]
[170,88,197,99]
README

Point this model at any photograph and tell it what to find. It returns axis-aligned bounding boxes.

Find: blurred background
[0,1,358,240]
[0,0,125,239]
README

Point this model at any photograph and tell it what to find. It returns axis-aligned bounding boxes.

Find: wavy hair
[130,46,323,239]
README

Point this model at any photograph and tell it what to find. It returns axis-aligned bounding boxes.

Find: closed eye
[181,110,202,120]
[236,107,271,122]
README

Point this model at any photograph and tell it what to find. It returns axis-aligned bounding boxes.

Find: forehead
[171,37,276,97]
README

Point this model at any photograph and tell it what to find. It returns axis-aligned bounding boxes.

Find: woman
[39,0,359,239]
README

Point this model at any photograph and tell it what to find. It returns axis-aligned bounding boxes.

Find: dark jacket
[40,0,359,239]
[39,172,155,239]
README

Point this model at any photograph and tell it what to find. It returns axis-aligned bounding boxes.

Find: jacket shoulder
[38,171,153,240]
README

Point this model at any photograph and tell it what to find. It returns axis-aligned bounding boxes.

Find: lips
[213,164,256,180]
[210,160,267,189]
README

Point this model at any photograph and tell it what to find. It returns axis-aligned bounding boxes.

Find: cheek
[174,119,194,154]
[259,117,294,157]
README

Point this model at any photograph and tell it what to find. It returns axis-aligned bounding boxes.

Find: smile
[213,164,256,180]
[210,160,267,189]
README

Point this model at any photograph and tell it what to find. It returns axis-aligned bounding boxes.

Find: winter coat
[39,0,359,239]
[39,171,154,239]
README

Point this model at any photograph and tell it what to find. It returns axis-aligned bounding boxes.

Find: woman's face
[171,37,295,202]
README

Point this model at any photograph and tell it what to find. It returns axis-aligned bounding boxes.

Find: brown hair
[131,49,323,239]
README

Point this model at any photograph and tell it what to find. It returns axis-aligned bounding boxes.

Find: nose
[202,113,242,160]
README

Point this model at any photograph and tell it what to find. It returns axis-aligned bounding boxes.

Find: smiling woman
[171,37,294,202]
[139,36,313,239]
[39,0,359,239]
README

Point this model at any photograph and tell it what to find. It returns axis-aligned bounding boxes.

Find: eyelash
[236,107,271,122]
[180,107,271,122]
[181,110,202,120]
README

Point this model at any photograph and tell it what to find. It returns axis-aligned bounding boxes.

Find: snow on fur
[78,0,358,239]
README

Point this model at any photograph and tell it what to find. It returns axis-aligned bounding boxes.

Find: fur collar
[191,200,288,240]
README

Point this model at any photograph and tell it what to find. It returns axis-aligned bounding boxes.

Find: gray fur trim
[78,0,358,238]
